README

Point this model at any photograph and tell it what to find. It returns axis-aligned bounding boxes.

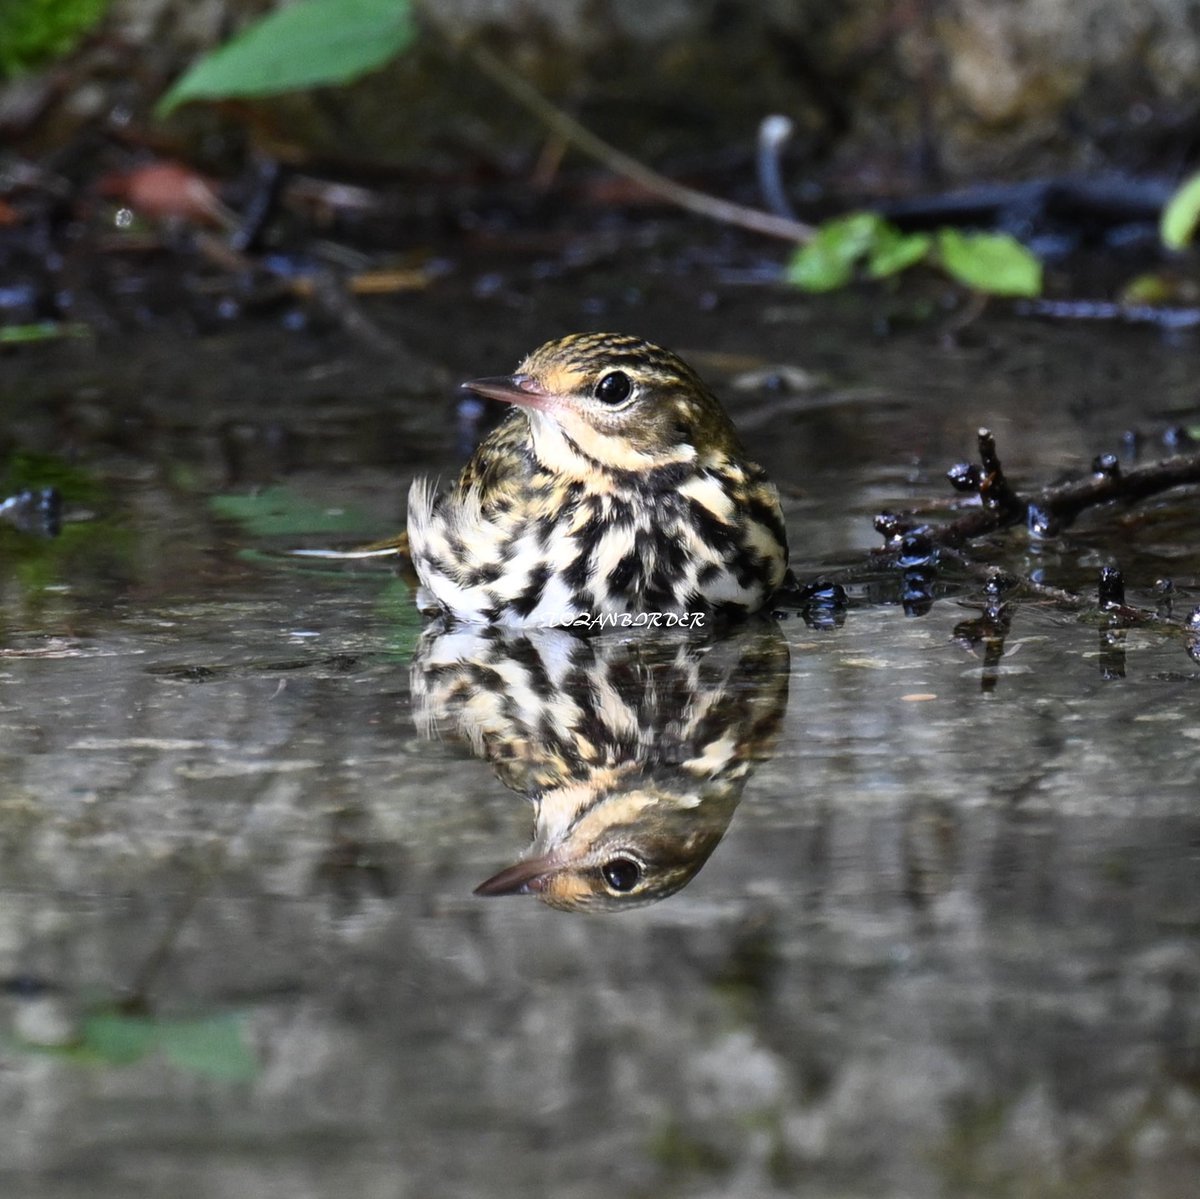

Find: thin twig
[425,17,814,243]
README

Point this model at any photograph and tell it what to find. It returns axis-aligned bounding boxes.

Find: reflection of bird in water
[412,622,789,911]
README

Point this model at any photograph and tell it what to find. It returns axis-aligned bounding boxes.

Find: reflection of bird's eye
[594,371,632,405]
[601,855,643,892]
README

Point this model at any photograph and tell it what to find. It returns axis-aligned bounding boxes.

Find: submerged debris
[0,486,60,537]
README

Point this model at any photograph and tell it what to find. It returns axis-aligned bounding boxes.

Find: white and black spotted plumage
[407,333,788,626]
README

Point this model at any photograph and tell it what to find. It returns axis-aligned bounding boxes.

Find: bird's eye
[601,855,643,892]
[594,371,632,405]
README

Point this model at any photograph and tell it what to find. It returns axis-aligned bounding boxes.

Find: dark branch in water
[779,427,1200,663]
[1017,299,1200,331]
[877,427,1200,549]
[857,429,1200,656]
[878,176,1172,230]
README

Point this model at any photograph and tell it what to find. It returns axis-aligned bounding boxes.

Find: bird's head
[473,778,738,912]
[461,333,743,479]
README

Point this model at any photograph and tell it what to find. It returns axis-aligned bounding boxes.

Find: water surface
[2,265,1198,1197]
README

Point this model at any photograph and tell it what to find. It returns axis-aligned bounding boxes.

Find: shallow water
[2,259,1199,1197]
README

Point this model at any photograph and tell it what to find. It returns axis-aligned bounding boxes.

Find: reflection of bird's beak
[473,852,562,896]
[461,374,558,415]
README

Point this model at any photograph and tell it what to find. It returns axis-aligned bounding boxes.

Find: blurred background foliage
[12,0,1200,178]
[0,0,111,77]
[4,0,1200,311]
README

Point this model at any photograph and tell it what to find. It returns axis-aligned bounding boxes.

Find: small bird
[412,622,789,911]
[408,333,788,626]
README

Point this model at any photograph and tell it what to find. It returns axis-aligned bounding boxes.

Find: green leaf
[936,229,1042,297]
[209,485,374,539]
[158,1015,258,1082]
[0,321,91,344]
[785,212,884,292]
[867,228,932,278]
[79,1010,257,1080]
[82,1012,157,1065]
[1161,172,1200,250]
[785,243,854,292]
[157,0,416,116]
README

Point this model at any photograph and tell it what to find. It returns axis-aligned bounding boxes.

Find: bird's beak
[460,374,558,415]
[473,852,563,897]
